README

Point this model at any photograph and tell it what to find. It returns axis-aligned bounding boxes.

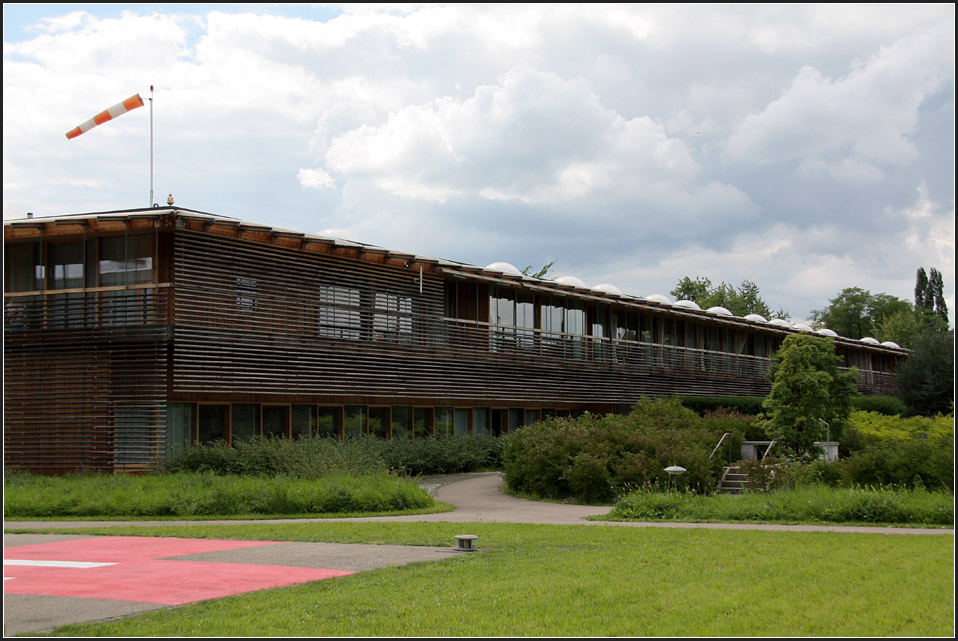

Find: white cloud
[2,4,953,324]
[725,24,954,183]
[297,168,336,190]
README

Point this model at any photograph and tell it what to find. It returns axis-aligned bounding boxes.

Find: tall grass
[608,484,954,526]
[3,471,433,517]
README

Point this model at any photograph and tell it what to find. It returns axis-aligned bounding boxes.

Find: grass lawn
[14,521,954,637]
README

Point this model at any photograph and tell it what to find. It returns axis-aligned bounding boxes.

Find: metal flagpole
[149,85,154,207]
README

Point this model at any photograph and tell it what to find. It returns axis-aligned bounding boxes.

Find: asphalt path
[3,472,953,635]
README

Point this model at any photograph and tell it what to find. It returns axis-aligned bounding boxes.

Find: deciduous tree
[669,276,786,318]
[761,334,859,459]
[811,287,911,339]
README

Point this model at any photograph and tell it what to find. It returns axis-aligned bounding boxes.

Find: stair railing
[761,440,776,461]
[709,432,730,461]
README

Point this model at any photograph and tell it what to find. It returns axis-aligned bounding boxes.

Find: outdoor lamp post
[664,465,687,492]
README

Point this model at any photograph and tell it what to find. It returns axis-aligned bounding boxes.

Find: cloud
[725,24,954,183]
[297,168,336,190]
[2,4,953,325]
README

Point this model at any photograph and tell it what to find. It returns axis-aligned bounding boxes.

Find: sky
[3,3,955,326]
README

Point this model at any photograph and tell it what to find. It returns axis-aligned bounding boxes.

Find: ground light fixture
[664,465,687,492]
[454,535,479,551]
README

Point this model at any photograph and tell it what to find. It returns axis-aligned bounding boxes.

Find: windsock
[65,94,144,140]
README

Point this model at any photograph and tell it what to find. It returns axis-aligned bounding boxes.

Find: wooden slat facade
[3,208,905,472]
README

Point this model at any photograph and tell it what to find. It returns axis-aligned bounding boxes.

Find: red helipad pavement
[3,536,353,605]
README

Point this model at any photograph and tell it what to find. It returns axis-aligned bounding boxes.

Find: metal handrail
[709,432,730,460]
[761,441,776,461]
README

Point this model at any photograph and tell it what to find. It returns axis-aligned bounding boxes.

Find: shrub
[503,398,727,503]
[852,395,907,416]
[676,396,765,416]
[837,433,954,491]
[160,433,502,479]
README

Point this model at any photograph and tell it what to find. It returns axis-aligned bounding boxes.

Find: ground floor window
[166,401,564,447]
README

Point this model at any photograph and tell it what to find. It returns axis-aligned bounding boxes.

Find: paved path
[3,472,953,635]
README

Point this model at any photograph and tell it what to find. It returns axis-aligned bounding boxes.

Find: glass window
[292,404,315,439]
[490,286,515,326]
[454,408,470,436]
[317,407,342,438]
[320,285,362,339]
[540,296,564,333]
[473,408,489,435]
[374,292,413,343]
[392,406,412,439]
[369,406,389,438]
[198,405,228,443]
[509,408,522,432]
[166,403,194,456]
[344,405,366,437]
[49,243,84,290]
[413,407,431,438]
[516,291,535,350]
[435,407,454,436]
[99,236,153,286]
[566,301,585,335]
[263,405,288,438]
[524,409,539,426]
[4,242,43,292]
[232,403,260,442]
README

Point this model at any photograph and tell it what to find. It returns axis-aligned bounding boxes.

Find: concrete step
[717,466,749,494]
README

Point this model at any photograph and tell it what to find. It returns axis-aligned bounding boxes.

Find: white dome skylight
[768,318,791,327]
[674,300,701,311]
[860,337,880,345]
[317,228,358,242]
[880,341,901,349]
[593,283,622,296]
[556,275,587,288]
[485,262,523,276]
[792,322,813,332]
[815,328,839,337]
[744,313,768,323]
[707,306,733,317]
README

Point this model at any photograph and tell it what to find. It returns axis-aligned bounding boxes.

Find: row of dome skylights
[484,262,902,350]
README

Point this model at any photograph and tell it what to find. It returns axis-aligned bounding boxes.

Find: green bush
[836,434,954,491]
[852,395,907,416]
[160,433,502,479]
[503,398,728,503]
[676,395,765,416]
[377,434,503,476]
[848,411,954,441]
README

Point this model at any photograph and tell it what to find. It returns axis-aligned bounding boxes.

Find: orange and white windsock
[65,94,145,140]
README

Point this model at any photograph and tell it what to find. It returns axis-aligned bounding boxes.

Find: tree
[914,266,949,328]
[761,334,859,459]
[929,268,948,323]
[915,267,931,310]
[811,287,911,339]
[898,329,954,416]
[875,308,924,349]
[521,260,556,280]
[669,276,786,318]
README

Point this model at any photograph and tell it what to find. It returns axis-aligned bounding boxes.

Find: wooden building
[3,207,906,473]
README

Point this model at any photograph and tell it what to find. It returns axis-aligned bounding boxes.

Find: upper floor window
[4,242,43,292]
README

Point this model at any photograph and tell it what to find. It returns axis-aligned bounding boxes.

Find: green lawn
[17,521,954,637]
